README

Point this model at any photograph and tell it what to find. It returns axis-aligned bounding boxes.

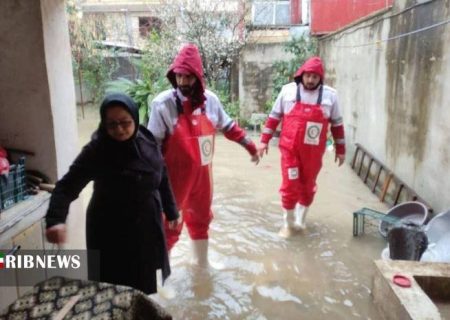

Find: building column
[290,0,302,24]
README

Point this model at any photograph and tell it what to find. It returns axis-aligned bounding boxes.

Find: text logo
[0,254,80,269]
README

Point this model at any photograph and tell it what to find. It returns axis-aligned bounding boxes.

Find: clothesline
[333,17,450,48]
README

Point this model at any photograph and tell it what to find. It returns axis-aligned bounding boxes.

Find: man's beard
[179,85,193,97]
[303,82,320,90]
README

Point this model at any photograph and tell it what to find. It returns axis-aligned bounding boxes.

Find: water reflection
[77,108,385,318]
[150,184,384,319]
[149,137,385,319]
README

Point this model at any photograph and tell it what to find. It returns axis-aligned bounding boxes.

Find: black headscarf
[92,93,153,171]
[98,93,140,140]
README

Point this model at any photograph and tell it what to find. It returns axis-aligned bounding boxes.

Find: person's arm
[222,121,257,156]
[330,93,346,166]
[158,164,181,229]
[215,95,259,163]
[147,99,168,146]
[259,89,284,156]
[159,164,179,221]
[45,144,96,243]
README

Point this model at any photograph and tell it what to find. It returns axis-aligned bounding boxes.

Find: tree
[106,31,174,124]
[152,0,249,84]
[107,0,250,123]
[66,1,117,116]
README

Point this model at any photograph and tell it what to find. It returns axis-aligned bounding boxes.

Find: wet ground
[73,105,389,319]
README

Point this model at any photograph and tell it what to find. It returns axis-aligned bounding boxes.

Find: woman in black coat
[45,93,180,294]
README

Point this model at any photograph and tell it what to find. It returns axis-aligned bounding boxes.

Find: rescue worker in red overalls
[258,57,345,238]
[148,44,259,266]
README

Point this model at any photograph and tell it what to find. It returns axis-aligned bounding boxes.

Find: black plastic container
[388,222,428,261]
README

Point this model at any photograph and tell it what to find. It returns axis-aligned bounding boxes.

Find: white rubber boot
[294,205,309,230]
[279,209,297,238]
[191,239,209,268]
[155,269,176,300]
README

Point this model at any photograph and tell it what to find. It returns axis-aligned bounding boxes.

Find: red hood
[294,56,325,84]
[167,44,206,105]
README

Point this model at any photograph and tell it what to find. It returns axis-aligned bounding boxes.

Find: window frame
[251,0,291,26]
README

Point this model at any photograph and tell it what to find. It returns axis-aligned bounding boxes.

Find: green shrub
[209,82,240,120]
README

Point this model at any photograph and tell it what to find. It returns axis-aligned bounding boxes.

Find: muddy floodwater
[72,106,389,319]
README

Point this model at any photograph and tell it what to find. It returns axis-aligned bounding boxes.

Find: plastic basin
[424,210,450,244]
[379,201,429,238]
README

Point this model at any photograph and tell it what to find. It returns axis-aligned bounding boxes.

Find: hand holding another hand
[251,153,260,165]
[168,216,183,230]
[257,143,269,158]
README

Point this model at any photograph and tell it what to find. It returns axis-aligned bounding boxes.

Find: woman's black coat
[45,94,179,294]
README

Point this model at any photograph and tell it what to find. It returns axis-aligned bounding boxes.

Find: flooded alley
[152,133,387,319]
[73,106,389,319]
[2,1,449,318]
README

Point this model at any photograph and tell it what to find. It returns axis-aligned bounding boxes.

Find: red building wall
[311,0,394,35]
[291,0,302,24]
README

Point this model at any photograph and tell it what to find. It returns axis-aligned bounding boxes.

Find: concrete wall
[0,1,55,178]
[318,0,450,212]
[239,41,294,119]
[0,0,79,182]
[41,0,80,179]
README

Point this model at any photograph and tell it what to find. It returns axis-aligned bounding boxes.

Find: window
[252,1,290,26]
[138,17,162,37]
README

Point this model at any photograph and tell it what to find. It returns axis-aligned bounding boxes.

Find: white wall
[41,0,80,179]
[319,0,450,212]
[0,0,79,181]
[0,1,55,179]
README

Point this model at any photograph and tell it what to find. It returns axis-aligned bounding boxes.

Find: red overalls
[163,94,216,250]
[279,85,328,209]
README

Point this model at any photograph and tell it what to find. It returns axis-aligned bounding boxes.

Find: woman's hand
[45,224,67,244]
[168,216,183,230]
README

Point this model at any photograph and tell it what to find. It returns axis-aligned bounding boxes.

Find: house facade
[0,0,84,309]
[311,0,394,35]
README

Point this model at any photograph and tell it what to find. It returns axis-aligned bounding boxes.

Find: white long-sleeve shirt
[148,88,234,145]
[269,82,343,125]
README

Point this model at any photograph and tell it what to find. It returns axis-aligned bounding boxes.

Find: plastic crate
[0,157,27,212]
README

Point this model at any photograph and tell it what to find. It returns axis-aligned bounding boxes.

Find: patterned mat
[0,277,172,320]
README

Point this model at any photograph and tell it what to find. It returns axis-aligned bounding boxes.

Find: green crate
[353,207,401,236]
[0,157,27,212]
